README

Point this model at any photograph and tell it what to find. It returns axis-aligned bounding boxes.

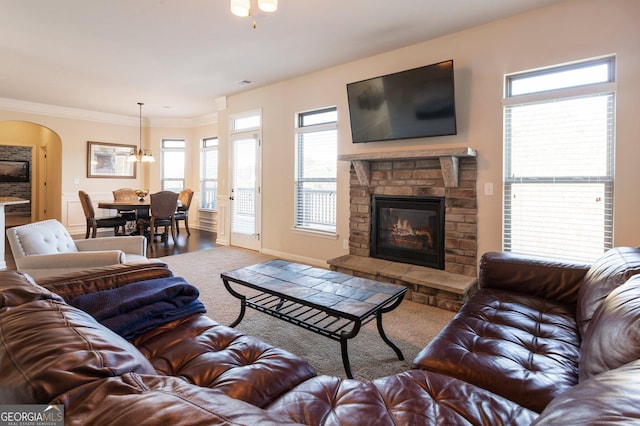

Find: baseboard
[215,237,230,246]
[260,248,328,269]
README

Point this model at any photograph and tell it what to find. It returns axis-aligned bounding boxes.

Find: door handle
[229,196,234,200]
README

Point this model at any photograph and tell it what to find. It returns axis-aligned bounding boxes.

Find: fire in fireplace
[371,196,445,269]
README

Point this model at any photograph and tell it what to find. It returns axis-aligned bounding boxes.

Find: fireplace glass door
[371,196,445,269]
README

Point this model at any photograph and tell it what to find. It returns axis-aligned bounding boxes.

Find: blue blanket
[68,277,206,339]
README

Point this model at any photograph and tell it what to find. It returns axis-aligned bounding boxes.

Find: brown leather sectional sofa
[2,248,640,425]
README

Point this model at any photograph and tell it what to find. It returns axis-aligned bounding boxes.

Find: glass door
[230,132,261,250]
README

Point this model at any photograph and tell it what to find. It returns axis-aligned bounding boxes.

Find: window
[232,114,261,131]
[161,139,185,192]
[503,57,615,262]
[295,107,338,234]
[200,137,218,210]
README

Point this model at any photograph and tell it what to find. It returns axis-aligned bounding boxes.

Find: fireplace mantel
[338,147,476,188]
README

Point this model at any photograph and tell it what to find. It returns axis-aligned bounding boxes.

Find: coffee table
[221,259,407,378]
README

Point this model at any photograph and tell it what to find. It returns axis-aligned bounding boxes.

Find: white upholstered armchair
[6,219,148,280]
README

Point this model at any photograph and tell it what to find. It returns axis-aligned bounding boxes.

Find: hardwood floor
[146,227,218,258]
[3,226,218,270]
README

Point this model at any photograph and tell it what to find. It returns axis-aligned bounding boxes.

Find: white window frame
[161,139,186,192]
[294,106,338,236]
[231,111,261,132]
[502,56,615,262]
[200,137,218,211]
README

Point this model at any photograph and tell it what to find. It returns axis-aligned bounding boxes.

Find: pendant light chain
[128,102,155,163]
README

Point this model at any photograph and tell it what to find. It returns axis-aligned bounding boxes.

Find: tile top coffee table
[221,259,407,378]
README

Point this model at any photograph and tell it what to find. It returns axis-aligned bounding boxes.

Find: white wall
[1,0,637,262]
[218,0,640,265]
[0,108,144,233]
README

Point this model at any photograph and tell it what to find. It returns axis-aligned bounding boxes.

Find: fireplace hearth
[371,196,445,269]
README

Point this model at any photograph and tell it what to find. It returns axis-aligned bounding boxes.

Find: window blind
[161,140,185,192]
[200,146,218,210]
[295,124,337,234]
[504,93,614,262]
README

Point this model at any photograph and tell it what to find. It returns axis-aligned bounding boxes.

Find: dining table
[98,199,150,236]
[98,198,182,239]
[97,199,150,211]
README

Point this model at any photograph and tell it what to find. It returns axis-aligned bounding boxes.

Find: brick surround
[328,149,479,311]
[347,156,478,277]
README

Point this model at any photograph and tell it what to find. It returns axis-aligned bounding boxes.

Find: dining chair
[112,188,138,201]
[175,188,194,235]
[137,191,179,244]
[113,188,138,231]
[78,190,127,238]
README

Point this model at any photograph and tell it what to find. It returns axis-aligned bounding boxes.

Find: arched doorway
[0,121,62,222]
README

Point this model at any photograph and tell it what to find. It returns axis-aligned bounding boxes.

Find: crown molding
[0,97,137,126]
[150,112,218,128]
[147,117,198,128]
[193,112,219,127]
[0,97,218,128]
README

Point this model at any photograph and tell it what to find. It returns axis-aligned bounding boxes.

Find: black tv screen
[346,60,456,143]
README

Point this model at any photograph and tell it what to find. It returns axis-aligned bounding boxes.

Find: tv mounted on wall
[346,59,457,143]
[0,160,29,182]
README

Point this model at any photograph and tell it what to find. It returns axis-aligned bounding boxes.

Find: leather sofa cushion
[576,246,640,336]
[130,313,317,408]
[0,272,157,404]
[479,251,590,305]
[267,370,537,425]
[412,288,580,413]
[38,260,172,300]
[579,274,640,382]
[0,270,61,308]
[53,373,303,425]
[533,359,640,425]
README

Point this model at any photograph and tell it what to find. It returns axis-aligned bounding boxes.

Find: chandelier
[127,102,155,163]
[230,0,278,28]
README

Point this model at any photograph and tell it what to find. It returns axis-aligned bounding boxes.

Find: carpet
[160,246,455,380]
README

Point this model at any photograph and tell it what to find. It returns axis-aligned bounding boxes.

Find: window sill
[291,227,338,240]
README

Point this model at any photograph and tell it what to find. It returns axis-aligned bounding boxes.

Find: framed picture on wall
[87,141,137,178]
[0,160,30,182]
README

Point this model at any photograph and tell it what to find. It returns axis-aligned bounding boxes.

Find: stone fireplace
[328,147,478,311]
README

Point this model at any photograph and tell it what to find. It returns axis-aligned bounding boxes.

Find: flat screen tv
[346,59,456,143]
